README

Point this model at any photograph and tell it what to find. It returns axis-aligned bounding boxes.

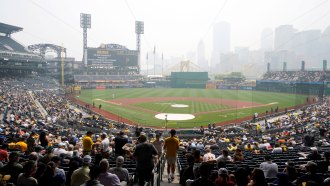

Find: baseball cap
[83,155,92,164]
[218,168,228,175]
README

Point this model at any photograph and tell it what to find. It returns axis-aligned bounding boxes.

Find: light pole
[165,114,168,133]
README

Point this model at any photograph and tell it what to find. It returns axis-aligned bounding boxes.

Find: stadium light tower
[135,21,144,74]
[80,13,91,66]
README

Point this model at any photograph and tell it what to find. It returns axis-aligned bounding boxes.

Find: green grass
[77,88,308,128]
[132,100,232,114]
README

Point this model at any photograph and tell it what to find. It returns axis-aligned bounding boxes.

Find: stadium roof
[0,22,23,35]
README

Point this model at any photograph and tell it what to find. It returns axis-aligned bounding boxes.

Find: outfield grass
[77,88,307,128]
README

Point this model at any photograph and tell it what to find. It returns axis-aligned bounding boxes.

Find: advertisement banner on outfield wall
[96,86,106,90]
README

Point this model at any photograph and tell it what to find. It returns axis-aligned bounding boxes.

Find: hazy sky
[1,0,330,61]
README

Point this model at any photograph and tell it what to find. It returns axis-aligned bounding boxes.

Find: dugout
[170,72,208,88]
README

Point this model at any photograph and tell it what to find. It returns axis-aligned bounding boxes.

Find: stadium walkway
[160,162,180,186]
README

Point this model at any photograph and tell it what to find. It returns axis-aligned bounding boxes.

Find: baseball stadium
[2,1,330,185]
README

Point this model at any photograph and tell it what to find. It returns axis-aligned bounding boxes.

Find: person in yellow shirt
[16,138,27,152]
[227,143,237,151]
[82,131,94,155]
[164,129,179,183]
[256,123,261,135]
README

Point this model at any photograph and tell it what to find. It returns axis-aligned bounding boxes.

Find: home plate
[171,104,189,108]
[155,113,195,121]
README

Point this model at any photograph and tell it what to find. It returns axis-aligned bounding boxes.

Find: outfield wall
[256,80,330,97]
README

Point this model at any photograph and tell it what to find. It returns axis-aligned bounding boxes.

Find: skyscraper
[274,25,296,51]
[197,40,208,70]
[292,29,321,68]
[211,21,230,69]
[261,28,273,51]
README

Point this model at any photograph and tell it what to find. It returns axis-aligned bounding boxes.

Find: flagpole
[154,45,156,75]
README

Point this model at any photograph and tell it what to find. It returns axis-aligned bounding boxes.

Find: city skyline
[1,0,330,71]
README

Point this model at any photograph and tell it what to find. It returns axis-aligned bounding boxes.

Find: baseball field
[75,88,307,129]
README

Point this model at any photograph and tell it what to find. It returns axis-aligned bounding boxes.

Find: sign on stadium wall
[87,47,138,67]
[96,86,106,90]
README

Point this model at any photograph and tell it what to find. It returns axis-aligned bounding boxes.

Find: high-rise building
[261,28,273,51]
[292,29,321,68]
[197,40,208,70]
[211,21,230,68]
[274,25,296,51]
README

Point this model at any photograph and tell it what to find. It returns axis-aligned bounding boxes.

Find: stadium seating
[0,36,28,53]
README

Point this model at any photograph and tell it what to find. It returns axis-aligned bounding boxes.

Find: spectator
[39,131,49,148]
[100,133,110,159]
[152,133,163,157]
[0,151,23,185]
[216,149,232,163]
[71,155,92,186]
[42,146,55,164]
[248,168,268,186]
[272,144,283,153]
[53,143,67,156]
[109,156,130,186]
[283,161,298,182]
[235,167,249,186]
[164,129,179,183]
[83,131,94,156]
[114,131,128,158]
[259,155,278,179]
[203,148,216,162]
[215,168,235,186]
[51,156,66,186]
[192,149,203,178]
[180,154,195,186]
[17,160,38,186]
[133,134,158,186]
[0,144,9,162]
[81,165,104,186]
[233,149,244,162]
[303,134,315,147]
[296,161,323,185]
[26,132,36,153]
[273,173,294,186]
[98,159,121,186]
[191,163,215,186]
[227,143,237,151]
[318,151,330,172]
[16,137,28,152]
[307,148,322,160]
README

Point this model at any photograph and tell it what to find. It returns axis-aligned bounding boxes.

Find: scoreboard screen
[87,48,138,67]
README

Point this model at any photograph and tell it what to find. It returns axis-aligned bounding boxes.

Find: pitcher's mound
[155,113,195,121]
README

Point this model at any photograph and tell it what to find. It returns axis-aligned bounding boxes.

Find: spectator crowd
[0,74,330,186]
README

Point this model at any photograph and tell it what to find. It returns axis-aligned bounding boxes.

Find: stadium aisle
[161,162,180,186]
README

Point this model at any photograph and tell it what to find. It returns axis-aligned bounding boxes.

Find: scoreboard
[87,46,138,67]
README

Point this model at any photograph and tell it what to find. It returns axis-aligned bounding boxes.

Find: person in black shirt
[133,134,158,186]
[114,131,128,157]
[180,154,195,186]
[0,152,23,185]
[296,161,323,186]
[318,151,330,172]
[191,163,215,186]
